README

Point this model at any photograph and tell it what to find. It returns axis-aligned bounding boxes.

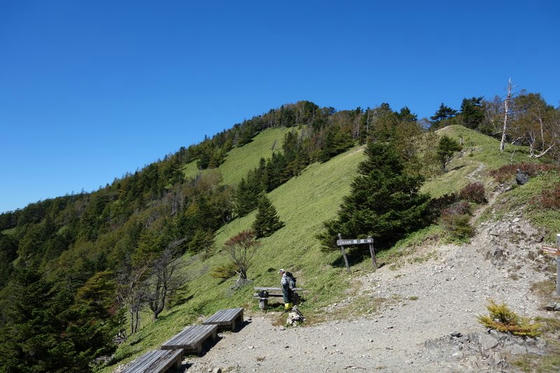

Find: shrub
[426,193,459,222]
[459,182,487,204]
[440,202,473,241]
[210,262,238,280]
[478,300,542,337]
[223,230,259,280]
[443,201,471,216]
[489,163,559,183]
[441,213,474,241]
[540,183,560,209]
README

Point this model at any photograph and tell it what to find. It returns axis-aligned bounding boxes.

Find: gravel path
[186,213,554,372]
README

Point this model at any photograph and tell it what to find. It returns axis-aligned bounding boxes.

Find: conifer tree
[437,135,462,172]
[0,265,72,372]
[252,194,285,238]
[318,142,429,251]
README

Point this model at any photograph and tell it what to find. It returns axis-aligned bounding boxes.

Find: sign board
[337,238,374,246]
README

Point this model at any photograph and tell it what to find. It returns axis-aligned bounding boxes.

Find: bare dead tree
[146,248,182,320]
[117,264,149,335]
[500,78,512,152]
[223,230,259,283]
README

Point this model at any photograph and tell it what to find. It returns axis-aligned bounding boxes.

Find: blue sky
[1,0,559,213]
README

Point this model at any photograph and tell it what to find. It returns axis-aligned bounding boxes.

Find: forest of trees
[1,89,559,371]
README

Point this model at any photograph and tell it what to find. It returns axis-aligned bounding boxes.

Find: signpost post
[542,233,560,296]
[336,234,376,273]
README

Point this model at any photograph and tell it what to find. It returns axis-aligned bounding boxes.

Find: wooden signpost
[542,234,560,296]
[337,234,376,273]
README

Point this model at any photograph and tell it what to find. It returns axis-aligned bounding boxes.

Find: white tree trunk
[500,78,512,152]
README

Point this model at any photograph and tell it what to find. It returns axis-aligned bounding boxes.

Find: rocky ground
[180,210,559,372]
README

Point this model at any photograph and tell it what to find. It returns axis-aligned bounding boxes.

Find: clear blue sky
[1,0,559,213]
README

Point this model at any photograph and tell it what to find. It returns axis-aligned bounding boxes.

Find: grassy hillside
[182,127,292,185]
[107,145,366,370]
[421,125,530,198]
[107,125,560,371]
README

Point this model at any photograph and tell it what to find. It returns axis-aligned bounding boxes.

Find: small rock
[452,351,463,359]
[506,343,527,355]
[451,332,462,338]
[544,303,560,311]
[479,333,498,350]
[323,346,327,350]
[284,345,289,349]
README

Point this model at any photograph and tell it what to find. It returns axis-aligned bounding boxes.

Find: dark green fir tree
[252,194,285,238]
[437,135,462,172]
[318,141,430,251]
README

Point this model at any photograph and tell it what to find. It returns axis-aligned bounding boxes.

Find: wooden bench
[253,287,304,310]
[161,324,218,355]
[202,307,244,331]
[122,349,183,373]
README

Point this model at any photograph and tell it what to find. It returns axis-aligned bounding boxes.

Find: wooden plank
[204,308,243,324]
[161,324,217,353]
[254,287,304,292]
[123,349,183,373]
[203,308,244,331]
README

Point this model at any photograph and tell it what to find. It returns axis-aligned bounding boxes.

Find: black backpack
[285,272,296,288]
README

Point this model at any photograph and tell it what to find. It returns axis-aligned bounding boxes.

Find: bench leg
[259,298,268,310]
[175,355,182,369]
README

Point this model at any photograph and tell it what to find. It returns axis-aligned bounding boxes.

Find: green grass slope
[106,145,366,370]
[421,125,559,243]
[182,127,292,185]
[421,125,531,198]
[106,125,560,371]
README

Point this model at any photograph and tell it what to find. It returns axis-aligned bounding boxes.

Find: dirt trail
[180,164,556,372]
[186,214,553,372]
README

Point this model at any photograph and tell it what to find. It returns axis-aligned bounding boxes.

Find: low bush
[426,193,459,222]
[459,182,487,204]
[478,300,542,337]
[440,210,474,241]
[489,163,559,183]
[210,262,238,280]
[539,182,560,209]
[443,201,471,216]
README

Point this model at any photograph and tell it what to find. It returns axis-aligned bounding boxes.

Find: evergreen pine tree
[437,135,462,172]
[460,97,484,129]
[0,265,72,372]
[318,142,430,251]
[252,195,285,238]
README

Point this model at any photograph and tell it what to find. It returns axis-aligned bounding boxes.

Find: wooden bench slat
[123,349,183,373]
[203,308,243,328]
[161,324,217,350]
[254,287,304,291]
[204,308,243,323]
[126,351,157,373]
